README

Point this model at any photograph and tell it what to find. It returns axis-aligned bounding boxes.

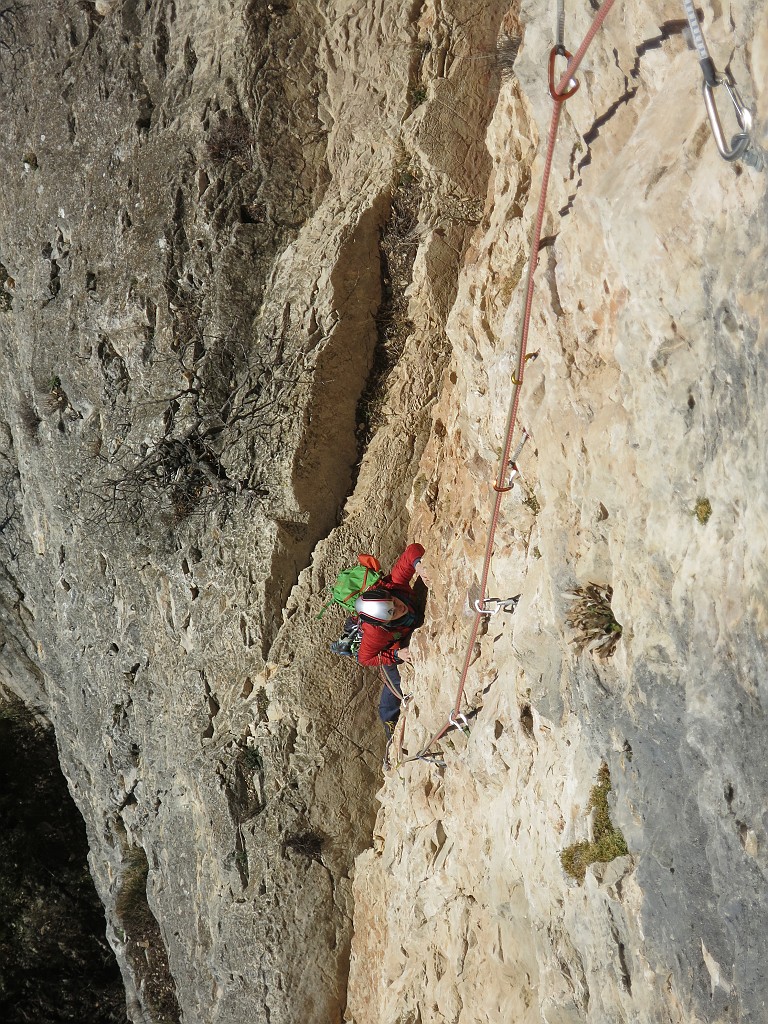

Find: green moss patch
[694,497,712,524]
[561,763,628,882]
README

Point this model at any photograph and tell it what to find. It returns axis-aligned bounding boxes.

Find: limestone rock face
[347,1,768,1023]
[0,0,766,1023]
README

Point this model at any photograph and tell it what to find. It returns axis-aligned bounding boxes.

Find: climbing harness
[681,0,763,168]
[378,657,410,703]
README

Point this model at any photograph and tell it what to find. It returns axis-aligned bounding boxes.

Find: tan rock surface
[348,1,768,1023]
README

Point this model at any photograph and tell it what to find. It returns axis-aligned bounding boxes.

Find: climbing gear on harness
[681,0,763,168]
[474,595,521,615]
[329,621,363,658]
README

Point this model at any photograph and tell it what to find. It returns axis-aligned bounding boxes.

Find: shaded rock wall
[0,0,491,1021]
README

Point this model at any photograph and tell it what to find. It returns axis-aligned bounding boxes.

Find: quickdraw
[681,0,763,168]
[492,429,531,492]
[548,45,579,100]
[474,595,520,616]
[448,711,471,735]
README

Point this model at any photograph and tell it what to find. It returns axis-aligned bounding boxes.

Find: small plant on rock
[283,831,324,863]
[523,490,541,515]
[206,112,254,170]
[410,85,427,107]
[564,582,622,658]
[693,497,712,524]
[561,762,628,882]
[496,35,521,80]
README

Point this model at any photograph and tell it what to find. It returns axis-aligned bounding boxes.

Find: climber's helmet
[355,589,406,622]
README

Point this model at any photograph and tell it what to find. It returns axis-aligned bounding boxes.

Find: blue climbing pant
[378,662,402,727]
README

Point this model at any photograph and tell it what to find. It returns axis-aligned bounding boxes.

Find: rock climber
[354,542,431,735]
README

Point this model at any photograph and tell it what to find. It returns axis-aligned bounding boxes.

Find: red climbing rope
[407,0,619,764]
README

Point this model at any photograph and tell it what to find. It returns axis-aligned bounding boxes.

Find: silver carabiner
[702,72,753,162]
[474,595,520,616]
[449,711,470,733]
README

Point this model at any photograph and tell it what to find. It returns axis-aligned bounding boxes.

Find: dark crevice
[115,843,181,1023]
[353,175,421,456]
[519,703,534,737]
[616,937,632,992]
[0,695,128,1024]
[404,0,430,115]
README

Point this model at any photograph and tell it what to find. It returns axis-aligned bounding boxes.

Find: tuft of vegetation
[114,847,153,936]
[205,111,254,170]
[565,582,622,658]
[283,831,324,863]
[81,325,310,532]
[46,379,69,412]
[496,35,521,80]
[523,490,541,515]
[561,762,628,882]
[693,497,712,524]
[410,85,427,107]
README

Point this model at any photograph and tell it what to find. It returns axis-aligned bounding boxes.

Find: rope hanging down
[392,0,762,772]
[402,0,620,766]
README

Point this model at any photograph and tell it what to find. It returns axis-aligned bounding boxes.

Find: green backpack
[317,554,382,618]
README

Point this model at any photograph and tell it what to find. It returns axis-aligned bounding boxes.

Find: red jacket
[356,543,425,667]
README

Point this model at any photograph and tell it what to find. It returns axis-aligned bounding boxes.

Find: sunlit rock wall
[348,1,768,1022]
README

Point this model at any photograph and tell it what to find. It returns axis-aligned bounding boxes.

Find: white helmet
[355,589,398,622]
